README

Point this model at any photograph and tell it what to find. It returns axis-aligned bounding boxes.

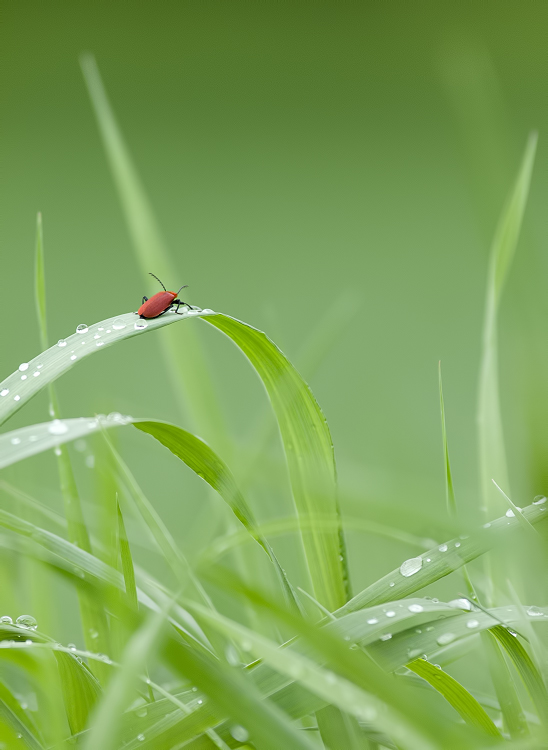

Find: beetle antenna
[149,273,166,291]
[176,284,189,296]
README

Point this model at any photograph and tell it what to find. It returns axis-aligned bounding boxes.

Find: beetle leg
[173,298,190,314]
[141,296,148,304]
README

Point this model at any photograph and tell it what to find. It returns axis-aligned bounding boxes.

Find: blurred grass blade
[133,420,301,613]
[34,212,48,352]
[482,632,528,739]
[439,362,456,517]
[492,621,548,727]
[79,53,225,441]
[491,480,538,537]
[478,133,537,519]
[0,678,45,749]
[204,313,348,611]
[55,651,103,735]
[117,503,138,612]
[0,308,215,428]
[408,658,500,736]
[83,606,168,750]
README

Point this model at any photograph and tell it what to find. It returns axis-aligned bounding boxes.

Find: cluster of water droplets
[0,615,38,631]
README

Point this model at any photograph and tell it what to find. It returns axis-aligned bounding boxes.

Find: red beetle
[137,273,190,319]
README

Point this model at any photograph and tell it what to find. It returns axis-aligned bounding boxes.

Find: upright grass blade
[82,607,168,750]
[483,632,528,739]
[204,314,348,612]
[439,362,456,517]
[33,215,111,686]
[79,54,226,442]
[478,132,537,520]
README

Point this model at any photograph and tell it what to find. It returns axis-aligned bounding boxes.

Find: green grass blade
[34,213,48,352]
[439,362,456,517]
[133,420,301,613]
[478,133,537,520]
[79,53,225,441]
[0,308,215,428]
[55,651,103,735]
[204,313,348,611]
[0,677,45,749]
[408,658,500,736]
[82,606,168,750]
[482,632,528,739]
[117,503,138,612]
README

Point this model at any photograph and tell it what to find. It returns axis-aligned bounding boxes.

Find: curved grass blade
[408,658,501,737]
[0,677,45,750]
[204,313,348,611]
[0,308,215,428]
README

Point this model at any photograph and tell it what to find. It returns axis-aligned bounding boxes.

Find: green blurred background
[2,1,548,640]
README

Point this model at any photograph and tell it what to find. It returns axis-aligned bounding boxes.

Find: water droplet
[85,455,95,469]
[407,648,422,660]
[137,734,145,742]
[230,726,249,742]
[385,610,396,618]
[89,628,98,640]
[0,389,9,397]
[483,522,491,528]
[13,395,20,402]
[389,582,395,587]
[106,330,111,333]
[367,618,378,625]
[10,438,21,445]
[400,557,423,577]
[134,320,148,330]
[201,308,215,314]
[436,632,456,646]
[96,341,104,347]
[408,604,423,613]
[527,606,544,617]
[112,319,126,330]
[18,363,29,372]
[93,334,101,340]
[448,598,472,611]
[380,633,392,641]
[15,615,37,630]
[57,339,67,347]
[20,375,27,381]
[48,420,68,436]
[438,544,448,552]
[32,371,40,377]
[54,447,62,457]
[505,509,515,518]
[76,324,88,334]
[70,355,77,361]
[68,643,77,651]
[135,706,147,718]
[187,309,201,316]
[533,495,547,505]
[0,616,12,624]
[466,619,480,629]
[98,327,104,332]
[455,542,461,548]
[197,699,203,705]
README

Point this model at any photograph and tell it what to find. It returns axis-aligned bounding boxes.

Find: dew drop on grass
[0,616,13,624]
[202,308,215,314]
[76,324,88,334]
[380,633,392,641]
[11,438,21,445]
[13,395,20,402]
[0,389,8,397]
[112,319,126,330]
[20,375,27,381]
[367,618,378,625]
[68,643,77,651]
[527,606,544,617]
[230,726,249,742]
[385,610,396,618]
[389,582,395,587]
[455,542,461,548]
[533,495,547,505]
[448,598,472,611]
[436,632,456,646]
[466,619,480,629]
[89,628,98,640]
[134,320,148,330]
[32,371,40,377]
[15,615,37,630]
[54,447,62,457]
[93,334,101,339]
[135,706,147,718]
[505,509,515,518]
[70,355,77,361]
[483,522,491,528]
[407,648,422,660]
[18,363,29,372]
[400,557,423,577]
[48,420,68,436]
[438,544,448,552]
[96,341,104,347]
[57,339,67,347]
[408,604,423,613]
[137,734,145,742]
